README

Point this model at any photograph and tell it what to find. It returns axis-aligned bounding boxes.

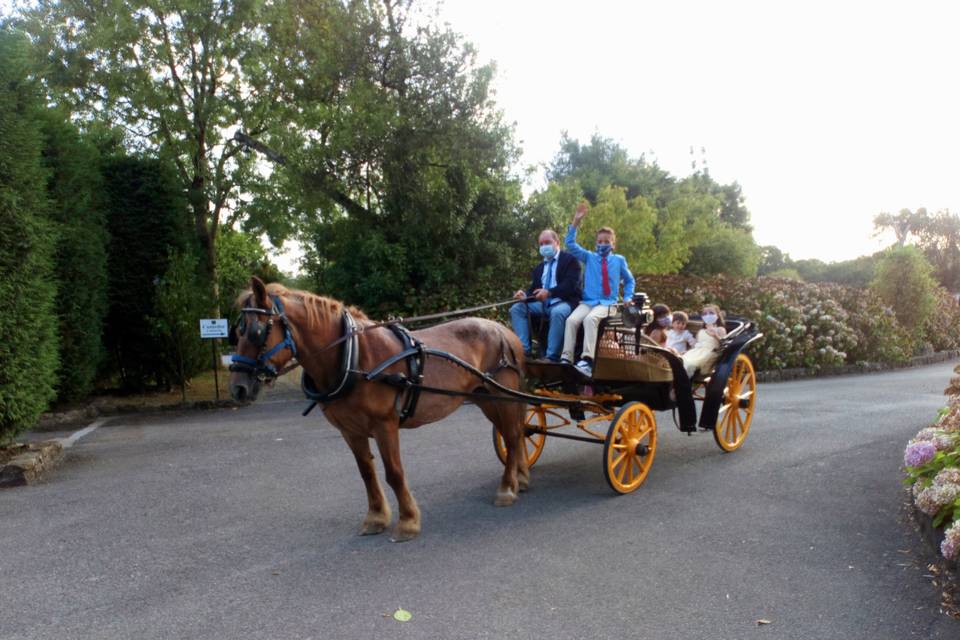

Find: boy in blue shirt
[562,202,636,376]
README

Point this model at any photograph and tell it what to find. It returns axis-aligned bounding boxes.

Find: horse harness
[229,295,298,378]
[230,295,529,422]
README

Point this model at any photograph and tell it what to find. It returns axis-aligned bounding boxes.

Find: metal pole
[212,338,220,402]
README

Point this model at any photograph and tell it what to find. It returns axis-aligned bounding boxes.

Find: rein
[232,294,535,417]
[230,295,526,380]
[307,296,529,358]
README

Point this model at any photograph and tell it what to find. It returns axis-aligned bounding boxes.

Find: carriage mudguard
[697,329,762,430]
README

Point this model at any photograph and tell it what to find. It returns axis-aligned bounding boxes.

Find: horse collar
[301,311,361,405]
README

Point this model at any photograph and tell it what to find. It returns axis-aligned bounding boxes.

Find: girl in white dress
[682,304,727,378]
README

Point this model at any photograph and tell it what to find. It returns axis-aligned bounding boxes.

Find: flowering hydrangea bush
[638,274,925,371]
[923,289,960,353]
[904,367,960,561]
[943,521,960,562]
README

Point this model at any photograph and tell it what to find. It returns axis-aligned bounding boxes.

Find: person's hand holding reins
[533,288,549,302]
[514,289,527,300]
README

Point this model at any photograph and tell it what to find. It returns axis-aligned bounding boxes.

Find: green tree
[38,112,109,402]
[0,28,59,441]
[793,258,827,283]
[547,133,677,207]
[874,208,920,247]
[522,179,583,240]
[758,245,791,276]
[575,186,655,267]
[216,228,283,317]
[149,250,212,399]
[904,209,960,292]
[819,254,879,288]
[870,246,937,335]
[19,0,279,312]
[684,227,760,278]
[251,1,528,316]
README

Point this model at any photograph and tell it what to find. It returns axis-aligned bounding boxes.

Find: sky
[434,0,960,262]
[3,0,956,267]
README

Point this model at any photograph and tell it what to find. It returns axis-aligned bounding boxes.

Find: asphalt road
[2,362,959,639]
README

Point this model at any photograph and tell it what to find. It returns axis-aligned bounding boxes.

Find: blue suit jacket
[526,250,581,308]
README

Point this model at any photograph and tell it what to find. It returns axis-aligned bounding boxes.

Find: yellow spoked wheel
[493,406,555,467]
[714,353,757,452]
[603,402,657,494]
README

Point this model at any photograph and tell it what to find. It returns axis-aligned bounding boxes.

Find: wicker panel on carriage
[593,325,674,383]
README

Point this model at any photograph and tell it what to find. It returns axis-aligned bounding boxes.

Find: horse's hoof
[359,520,388,536]
[390,524,420,543]
[518,475,530,493]
[494,489,517,507]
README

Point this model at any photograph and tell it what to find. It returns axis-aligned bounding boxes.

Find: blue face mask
[702,313,718,325]
[658,314,672,327]
[539,244,556,259]
[596,243,612,255]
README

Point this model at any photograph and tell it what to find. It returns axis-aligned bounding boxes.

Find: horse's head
[228,276,297,402]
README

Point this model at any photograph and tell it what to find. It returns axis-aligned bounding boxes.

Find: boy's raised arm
[565,202,591,260]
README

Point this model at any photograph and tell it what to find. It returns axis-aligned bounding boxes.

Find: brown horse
[228,277,529,541]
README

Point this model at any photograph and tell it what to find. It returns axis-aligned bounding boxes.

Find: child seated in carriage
[666,310,697,354]
[642,304,672,347]
[682,304,727,378]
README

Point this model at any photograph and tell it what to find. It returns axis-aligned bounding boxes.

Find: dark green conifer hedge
[0,29,60,442]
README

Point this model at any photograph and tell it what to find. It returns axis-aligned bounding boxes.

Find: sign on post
[200,318,229,339]
[200,318,229,401]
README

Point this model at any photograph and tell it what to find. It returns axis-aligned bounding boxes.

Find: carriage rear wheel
[492,406,550,467]
[603,402,657,494]
[714,353,757,452]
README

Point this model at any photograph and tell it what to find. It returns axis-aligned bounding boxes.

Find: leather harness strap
[385,324,425,424]
[301,311,361,413]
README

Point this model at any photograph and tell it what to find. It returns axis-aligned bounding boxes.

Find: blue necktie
[544,260,554,303]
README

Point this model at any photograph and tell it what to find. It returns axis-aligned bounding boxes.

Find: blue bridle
[229,295,298,379]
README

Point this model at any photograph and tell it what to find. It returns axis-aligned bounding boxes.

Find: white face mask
[702,313,718,325]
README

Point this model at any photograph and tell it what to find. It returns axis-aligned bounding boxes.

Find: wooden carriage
[493,306,763,494]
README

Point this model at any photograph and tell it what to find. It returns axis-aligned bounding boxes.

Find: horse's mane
[235,284,369,329]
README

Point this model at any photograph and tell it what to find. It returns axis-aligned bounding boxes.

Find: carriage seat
[685,319,704,335]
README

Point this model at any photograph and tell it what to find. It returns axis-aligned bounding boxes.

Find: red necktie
[601,256,611,297]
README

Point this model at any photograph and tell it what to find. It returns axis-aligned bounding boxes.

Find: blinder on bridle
[229,296,297,379]
[230,308,271,348]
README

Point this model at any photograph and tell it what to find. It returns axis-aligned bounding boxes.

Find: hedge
[0,30,60,443]
[638,274,960,371]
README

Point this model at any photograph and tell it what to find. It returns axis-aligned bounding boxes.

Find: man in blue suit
[510,229,582,362]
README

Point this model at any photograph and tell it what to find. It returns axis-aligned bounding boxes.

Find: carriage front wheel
[714,353,757,452]
[603,402,657,494]
[493,406,550,468]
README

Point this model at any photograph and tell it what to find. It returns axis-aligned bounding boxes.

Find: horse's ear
[250,276,268,308]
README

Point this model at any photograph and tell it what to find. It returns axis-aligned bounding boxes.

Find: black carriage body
[526,312,762,430]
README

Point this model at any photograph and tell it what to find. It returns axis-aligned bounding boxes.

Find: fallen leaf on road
[393,609,412,622]
[756,619,773,626]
